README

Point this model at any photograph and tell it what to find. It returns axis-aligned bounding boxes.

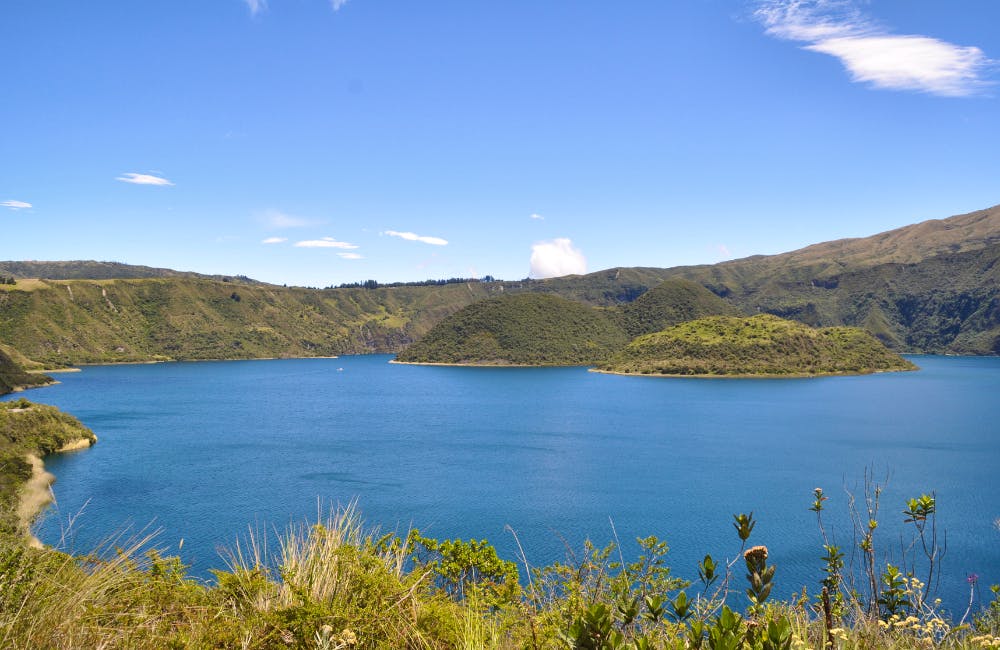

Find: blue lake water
[6,354,1000,612]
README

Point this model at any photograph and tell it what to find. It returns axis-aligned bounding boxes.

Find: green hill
[0,204,998,363]
[0,350,51,396]
[394,293,629,365]
[616,278,741,337]
[664,205,1000,354]
[598,314,917,377]
[397,279,739,366]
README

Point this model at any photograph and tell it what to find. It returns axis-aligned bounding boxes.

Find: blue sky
[2,1,998,287]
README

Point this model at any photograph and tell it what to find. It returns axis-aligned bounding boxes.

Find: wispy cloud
[2,200,32,210]
[331,0,349,10]
[338,252,363,259]
[244,0,267,17]
[530,213,544,220]
[261,237,288,244]
[262,210,317,229]
[383,230,448,246]
[294,236,359,249]
[754,0,994,96]
[116,172,174,186]
[529,238,587,279]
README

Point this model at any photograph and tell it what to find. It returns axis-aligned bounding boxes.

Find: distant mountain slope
[663,205,1000,354]
[395,293,629,365]
[0,204,997,362]
[0,278,506,365]
[598,314,916,377]
[0,260,258,284]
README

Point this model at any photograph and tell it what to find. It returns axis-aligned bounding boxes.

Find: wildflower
[969,573,980,585]
[744,545,768,564]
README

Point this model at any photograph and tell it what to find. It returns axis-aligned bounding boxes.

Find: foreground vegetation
[1,481,998,649]
[598,315,917,377]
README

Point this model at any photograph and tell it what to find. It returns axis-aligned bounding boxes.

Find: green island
[597,314,917,377]
[394,293,630,365]
[395,280,738,366]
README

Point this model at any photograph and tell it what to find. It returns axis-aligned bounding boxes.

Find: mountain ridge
[0,203,997,362]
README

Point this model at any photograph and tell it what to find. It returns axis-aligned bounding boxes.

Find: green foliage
[0,349,51,395]
[599,314,916,376]
[408,531,520,604]
[0,400,95,536]
[878,564,912,619]
[396,293,630,365]
[614,279,740,338]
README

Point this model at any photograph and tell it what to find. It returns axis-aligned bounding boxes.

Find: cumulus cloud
[244,0,267,16]
[755,0,994,96]
[530,213,544,220]
[383,230,448,246]
[116,172,173,186]
[2,200,32,210]
[294,236,359,249]
[529,238,587,279]
[338,252,363,259]
[331,0,349,10]
[261,237,287,244]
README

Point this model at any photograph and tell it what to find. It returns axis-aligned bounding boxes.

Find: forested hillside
[1,205,997,363]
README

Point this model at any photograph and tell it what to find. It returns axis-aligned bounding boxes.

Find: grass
[0,500,997,649]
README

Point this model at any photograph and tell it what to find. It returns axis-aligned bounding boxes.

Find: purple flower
[967,573,979,585]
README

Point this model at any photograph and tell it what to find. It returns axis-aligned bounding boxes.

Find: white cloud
[530,213,544,220]
[294,236,359,249]
[383,230,448,246]
[262,210,315,229]
[245,0,267,17]
[261,237,287,244]
[2,200,32,210]
[116,172,173,186]
[331,0,349,10]
[338,252,363,259]
[529,238,587,279]
[755,0,994,96]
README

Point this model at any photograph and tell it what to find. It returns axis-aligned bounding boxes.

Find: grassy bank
[0,399,96,539]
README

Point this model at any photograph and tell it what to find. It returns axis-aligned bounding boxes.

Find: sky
[2,1,998,287]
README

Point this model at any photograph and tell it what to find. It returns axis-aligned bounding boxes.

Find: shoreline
[389,359,589,368]
[588,366,917,379]
[17,437,97,548]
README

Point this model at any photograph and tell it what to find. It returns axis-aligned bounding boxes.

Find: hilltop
[615,278,741,338]
[598,314,917,377]
[0,260,258,284]
[394,293,629,365]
